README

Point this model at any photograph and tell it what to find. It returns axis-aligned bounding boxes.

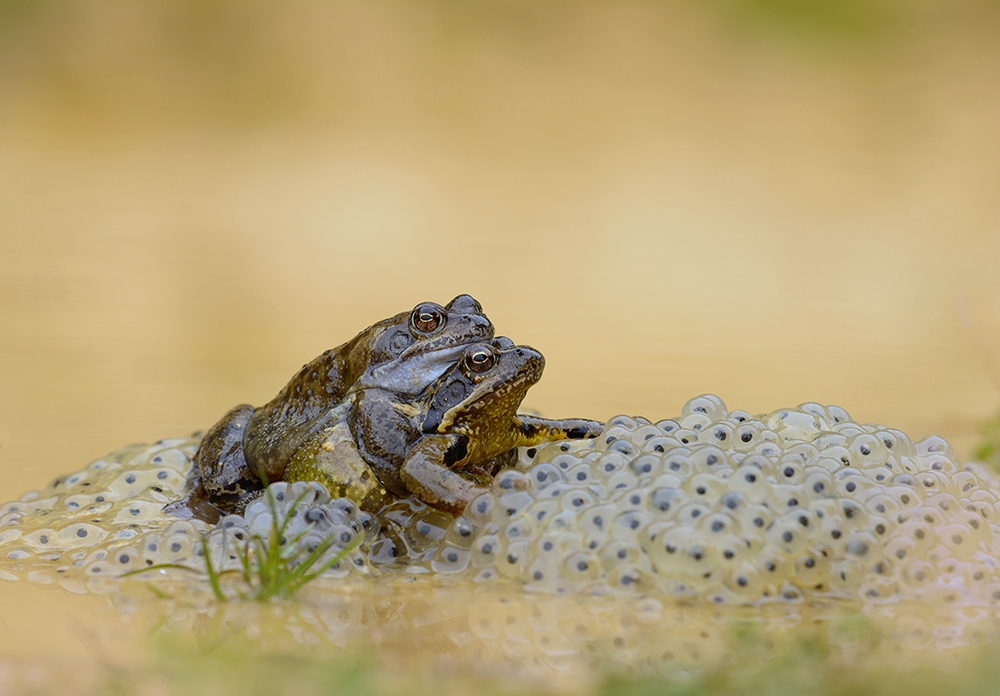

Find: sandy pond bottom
[4,396,1000,694]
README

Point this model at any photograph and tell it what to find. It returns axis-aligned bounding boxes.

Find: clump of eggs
[2,396,999,607]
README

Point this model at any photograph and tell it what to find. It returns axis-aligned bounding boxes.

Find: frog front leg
[399,434,486,516]
[515,415,604,445]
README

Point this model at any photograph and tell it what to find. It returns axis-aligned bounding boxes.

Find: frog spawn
[2,395,1000,607]
[445,396,1000,605]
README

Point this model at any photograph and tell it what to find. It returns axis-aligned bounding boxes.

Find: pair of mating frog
[169,295,603,524]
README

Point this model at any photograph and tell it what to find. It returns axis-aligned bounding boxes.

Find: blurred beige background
[1,0,999,504]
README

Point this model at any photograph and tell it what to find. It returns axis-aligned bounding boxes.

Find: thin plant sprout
[125,487,360,601]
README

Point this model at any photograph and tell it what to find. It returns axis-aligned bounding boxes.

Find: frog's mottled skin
[284,339,605,515]
[167,295,494,522]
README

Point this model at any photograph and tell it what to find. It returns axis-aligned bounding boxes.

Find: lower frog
[167,295,494,522]
[283,338,604,515]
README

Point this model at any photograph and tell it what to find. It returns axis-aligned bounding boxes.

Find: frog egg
[690,446,729,471]
[640,436,677,455]
[525,555,564,587]
[607,438,638,457]
[558,488,594,514]
[56,523,106,547]
[544,509,581,533]
[884,535,916,565]
[563,463,597,487]
[462,494,495,528]
[860,574,900,602]
[608,509,650,540]
[497,490,534,519]
[828,560,865,594]
[723,561,764,599]
[559,552,600,583]
[444,516,476,548]
[835,473,876,499]
[109,546,144,573]
[754,441,782,459]
[729,466,769,504]
[847,433,889,469]
[527,463,567,493]
[766,409,823,443]
[765,484,808,514]
[606,471,640,496]
[765,517,812,556]
[626,454,660,478]
[755,553,792,592]
[915,471,953,495]
[802,470,834,498]
[497,540,528,577]
[661,453,694,477]
[697,511,739,538]
[493,469,530,494]
[367,536,403,564]
[550,453,585,473]
[632,424,665,444]
[916,435,953,459]
[431,545,471,574]
[874,428,915,458]
[599,539,642,567]
[646,487,686,516]
[648,417,678,434]
[953,471,983,496]
[838,499,869,530]
[732,423,766,452]
[772,459,807,486]
[899,560,938,590]
[649,527,711,578]
[596,426,633,452]
[611,565,650,591]
[824,405,852,425]
[681,394,728,421]
[684,473,727,502]
[160,535,195,562]
[671,501,711,527]
[673,429,699,446]
[794,549,831,587]
[577,504,616,537]
[821,445,854,469]
[937,524,980,560]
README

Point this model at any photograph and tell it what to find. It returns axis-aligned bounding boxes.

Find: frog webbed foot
[399,435,487,516]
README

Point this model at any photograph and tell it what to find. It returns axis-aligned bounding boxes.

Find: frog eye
[412,305,444,333]
[465,348,496,373]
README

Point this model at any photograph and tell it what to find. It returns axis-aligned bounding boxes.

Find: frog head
[355,295,495,395]
[420,339,544,444]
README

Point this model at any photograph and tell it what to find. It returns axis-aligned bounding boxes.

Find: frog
[283,338,605,515]
[165,295,494,522]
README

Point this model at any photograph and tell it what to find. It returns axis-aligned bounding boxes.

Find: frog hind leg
[399,434,487,516]
[515,415,605,445]
[191,404,264,514]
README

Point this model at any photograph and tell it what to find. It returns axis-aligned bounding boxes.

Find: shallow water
[2,1,1000,693]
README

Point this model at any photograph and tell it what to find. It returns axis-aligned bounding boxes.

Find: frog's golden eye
[412,305,444,333]
[465,348,495,373]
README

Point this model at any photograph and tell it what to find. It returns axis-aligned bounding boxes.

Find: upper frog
[167,295,494,521]
[242,294,494,483]
[284,338,605,515]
